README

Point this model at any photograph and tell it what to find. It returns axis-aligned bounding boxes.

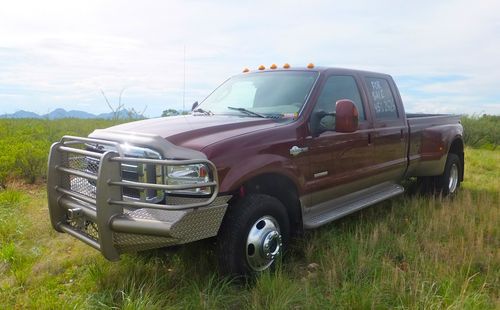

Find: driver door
[305,74,376,206]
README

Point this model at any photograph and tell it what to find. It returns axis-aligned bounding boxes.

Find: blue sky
[1,0,499,117]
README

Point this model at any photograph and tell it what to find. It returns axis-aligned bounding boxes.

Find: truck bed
[406,113,461,127]
[405,113,462,178]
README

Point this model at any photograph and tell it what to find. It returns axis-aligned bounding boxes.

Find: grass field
[0,116,499,308]
[0,146,498,309]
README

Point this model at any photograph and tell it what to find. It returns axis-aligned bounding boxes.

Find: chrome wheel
[246,215,282,271]
[448,163,459,193]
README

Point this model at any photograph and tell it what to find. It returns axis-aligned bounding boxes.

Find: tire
[435,153,461,196]
[217,194,290,278]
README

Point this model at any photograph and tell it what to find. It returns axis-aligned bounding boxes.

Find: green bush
[0,118,124,186]
[461,115,499,150]
[0,147,15,188]
[13,141,51,184]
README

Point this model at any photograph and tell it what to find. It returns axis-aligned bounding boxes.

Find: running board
[303,183,404,229]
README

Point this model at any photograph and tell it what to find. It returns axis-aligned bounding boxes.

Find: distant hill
[0,108,144,119]
[44,108,96,119]
[0,110,42,119]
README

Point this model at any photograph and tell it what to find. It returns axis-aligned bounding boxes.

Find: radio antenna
[182,45,186,112]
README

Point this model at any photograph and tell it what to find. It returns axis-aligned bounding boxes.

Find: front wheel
[216,194,290,277]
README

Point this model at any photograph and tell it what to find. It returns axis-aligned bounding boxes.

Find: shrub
[13,141,51,184]
[0,118,122,185]
[461,115,499,150]
[0,142,16,188]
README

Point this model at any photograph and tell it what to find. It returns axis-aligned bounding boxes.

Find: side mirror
[191,101,199,111]
[335,99,358,133]
[310,99,359,137]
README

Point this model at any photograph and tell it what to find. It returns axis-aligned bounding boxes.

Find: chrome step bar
[303,182,404,229]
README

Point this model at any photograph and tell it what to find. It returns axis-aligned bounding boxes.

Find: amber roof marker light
[258,65,266,70]
[307,63,315,69]
[283,63,290,69]
[270,64,277,69]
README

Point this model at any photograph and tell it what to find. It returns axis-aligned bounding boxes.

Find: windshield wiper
[227,106,265,118]
[192,108,213,115]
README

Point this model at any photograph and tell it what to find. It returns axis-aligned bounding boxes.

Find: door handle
[368,133,372,145]
[290,146,309,156]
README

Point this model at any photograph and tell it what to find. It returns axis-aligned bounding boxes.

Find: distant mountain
[0,110,42,119]
[0,108,144,120]
[43,108,97,119]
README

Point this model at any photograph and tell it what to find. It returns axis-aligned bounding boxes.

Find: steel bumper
[47,135,230,261]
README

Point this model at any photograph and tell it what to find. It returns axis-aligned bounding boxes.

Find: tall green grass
[0,148,498,309]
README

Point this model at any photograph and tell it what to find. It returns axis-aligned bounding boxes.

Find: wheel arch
[237,172,303,235]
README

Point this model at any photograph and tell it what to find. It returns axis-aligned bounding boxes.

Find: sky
[0,0,499,117]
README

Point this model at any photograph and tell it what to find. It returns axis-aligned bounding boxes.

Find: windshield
[198,71,318,117]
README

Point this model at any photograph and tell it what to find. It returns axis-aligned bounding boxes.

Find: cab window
[314,75,365,130]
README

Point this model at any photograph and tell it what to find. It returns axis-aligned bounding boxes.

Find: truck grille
[64,153,99,199]
[64,144,164,203]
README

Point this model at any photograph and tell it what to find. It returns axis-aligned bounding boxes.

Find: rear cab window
[365,77,399,120]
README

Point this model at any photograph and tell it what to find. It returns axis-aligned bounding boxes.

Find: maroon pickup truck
[47,65,464,276]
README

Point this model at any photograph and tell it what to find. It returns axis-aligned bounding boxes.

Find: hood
[102,115,281,151]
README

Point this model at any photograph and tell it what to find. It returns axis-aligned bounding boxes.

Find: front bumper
[47,135,230,261]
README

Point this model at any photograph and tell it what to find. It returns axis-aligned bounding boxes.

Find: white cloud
[0,0,499,115]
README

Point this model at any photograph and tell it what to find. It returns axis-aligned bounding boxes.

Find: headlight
[86,142,164,202]
[87,142,213,196]
[166,164,211,195]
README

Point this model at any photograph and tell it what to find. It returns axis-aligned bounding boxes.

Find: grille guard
[47,135,230,261]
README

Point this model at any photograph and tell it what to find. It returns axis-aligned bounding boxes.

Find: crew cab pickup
[47,66,464,276]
